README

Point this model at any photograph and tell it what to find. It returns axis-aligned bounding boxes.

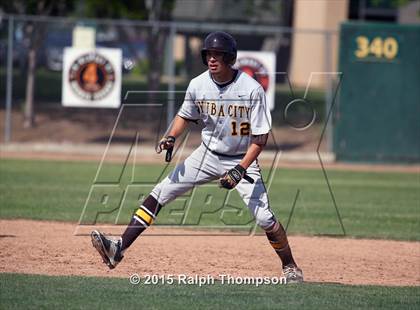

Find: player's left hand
[219,164,246,189]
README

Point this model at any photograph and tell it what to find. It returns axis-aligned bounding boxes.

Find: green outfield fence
[334,22,420,163]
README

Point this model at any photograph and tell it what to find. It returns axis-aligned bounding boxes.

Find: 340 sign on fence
[354,35,399,60]
[336,22,420,163]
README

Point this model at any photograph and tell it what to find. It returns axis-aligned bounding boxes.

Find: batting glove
[156,136,176,154]
[219,164,246,190]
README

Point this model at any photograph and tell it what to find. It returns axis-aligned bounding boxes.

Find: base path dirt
[0,220,419,286]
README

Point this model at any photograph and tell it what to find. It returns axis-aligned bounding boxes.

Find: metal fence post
[324,32,333,153]
[166,25,176,128]
[5,15,14,143]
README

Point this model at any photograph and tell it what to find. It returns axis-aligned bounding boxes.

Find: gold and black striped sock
[121,195,162,252]
[265,221,296,268]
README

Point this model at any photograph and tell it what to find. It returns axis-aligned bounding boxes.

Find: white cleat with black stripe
[91,230,124,269]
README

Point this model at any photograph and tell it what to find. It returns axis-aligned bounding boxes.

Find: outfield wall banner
[62,47,122,108]
[234,51,276,110]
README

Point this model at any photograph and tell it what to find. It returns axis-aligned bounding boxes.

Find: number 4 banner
[62,47,122,108]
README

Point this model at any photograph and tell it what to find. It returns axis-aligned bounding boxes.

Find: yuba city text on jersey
[195,100,251,119]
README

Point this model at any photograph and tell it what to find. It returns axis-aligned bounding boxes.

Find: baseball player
[91,31,303,283]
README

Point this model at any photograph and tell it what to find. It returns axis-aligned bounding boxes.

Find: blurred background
[0,0,419,164]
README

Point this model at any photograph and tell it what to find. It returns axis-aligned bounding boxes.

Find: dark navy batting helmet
[201,31,237,66]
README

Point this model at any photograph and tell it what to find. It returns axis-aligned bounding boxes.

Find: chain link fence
[1,14,338,153]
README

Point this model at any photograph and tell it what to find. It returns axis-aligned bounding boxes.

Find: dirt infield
[0,220,419,286]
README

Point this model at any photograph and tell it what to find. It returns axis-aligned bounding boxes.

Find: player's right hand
[156,136,176,154]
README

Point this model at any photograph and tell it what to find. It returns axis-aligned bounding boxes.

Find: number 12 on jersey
[231,121,250,136]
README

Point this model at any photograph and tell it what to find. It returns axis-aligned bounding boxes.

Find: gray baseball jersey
[178,70,272,156]
[151,69,276,230]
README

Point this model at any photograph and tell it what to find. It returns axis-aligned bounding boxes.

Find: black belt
[202,143,246,158]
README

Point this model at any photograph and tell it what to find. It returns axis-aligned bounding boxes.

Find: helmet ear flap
[223,54,236,66]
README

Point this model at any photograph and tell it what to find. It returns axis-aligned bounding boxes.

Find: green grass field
[1,158,419,309]
[0,273,419,310]
[1,158,419,240]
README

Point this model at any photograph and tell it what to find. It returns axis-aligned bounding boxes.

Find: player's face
[206,50,229,74]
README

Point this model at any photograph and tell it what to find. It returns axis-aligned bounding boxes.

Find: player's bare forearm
[167,115,189,138]
[240,143,263,169]
[240,133,269,169]
[157,116,189,156]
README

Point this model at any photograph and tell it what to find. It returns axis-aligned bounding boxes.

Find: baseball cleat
[91,230,123,269]
[283,264,304,284]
